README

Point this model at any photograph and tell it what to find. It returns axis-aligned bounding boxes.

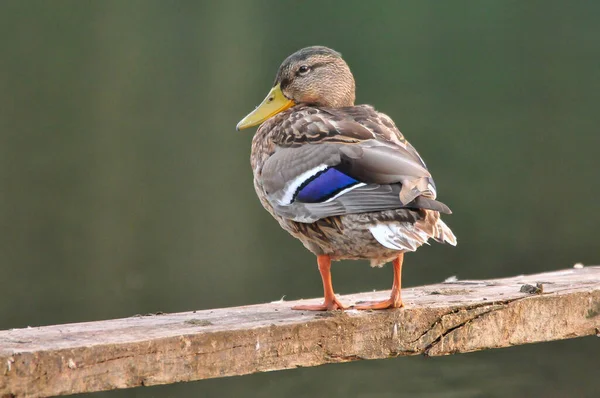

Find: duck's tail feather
[433,218,457,246]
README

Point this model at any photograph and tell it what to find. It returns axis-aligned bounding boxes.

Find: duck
[236,46,456,311]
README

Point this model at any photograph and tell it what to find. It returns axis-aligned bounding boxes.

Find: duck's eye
[297,65,311,76]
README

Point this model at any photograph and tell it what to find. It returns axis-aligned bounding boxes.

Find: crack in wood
[408,299,514,349]
[423,304,506,356]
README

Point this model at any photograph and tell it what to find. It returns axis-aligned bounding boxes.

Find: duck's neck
[319,70,356,108]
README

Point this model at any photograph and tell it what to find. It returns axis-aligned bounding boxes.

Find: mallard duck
[237,46,456,311]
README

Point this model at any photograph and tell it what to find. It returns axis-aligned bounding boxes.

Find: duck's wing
[260,106,450,223]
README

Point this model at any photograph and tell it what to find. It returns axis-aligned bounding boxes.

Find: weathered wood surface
[2,266,600,397]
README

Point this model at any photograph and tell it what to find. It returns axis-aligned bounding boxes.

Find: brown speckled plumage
[251,105,454,266]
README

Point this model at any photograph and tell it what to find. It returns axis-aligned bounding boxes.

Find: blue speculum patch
[294,167,360,203]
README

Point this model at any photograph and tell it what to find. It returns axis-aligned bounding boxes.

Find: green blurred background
[1,1,599,397]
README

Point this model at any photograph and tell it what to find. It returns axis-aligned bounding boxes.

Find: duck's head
[237,46,355,130]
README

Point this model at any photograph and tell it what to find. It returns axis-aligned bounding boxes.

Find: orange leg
[355,253,404,310]
[292,255,346,311]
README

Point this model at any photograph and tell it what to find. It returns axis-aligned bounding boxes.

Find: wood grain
[2,266,600,397]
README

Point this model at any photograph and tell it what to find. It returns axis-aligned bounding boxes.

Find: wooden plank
[1,266,600,398]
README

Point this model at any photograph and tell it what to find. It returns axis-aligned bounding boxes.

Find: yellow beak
[236,83,294,130]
